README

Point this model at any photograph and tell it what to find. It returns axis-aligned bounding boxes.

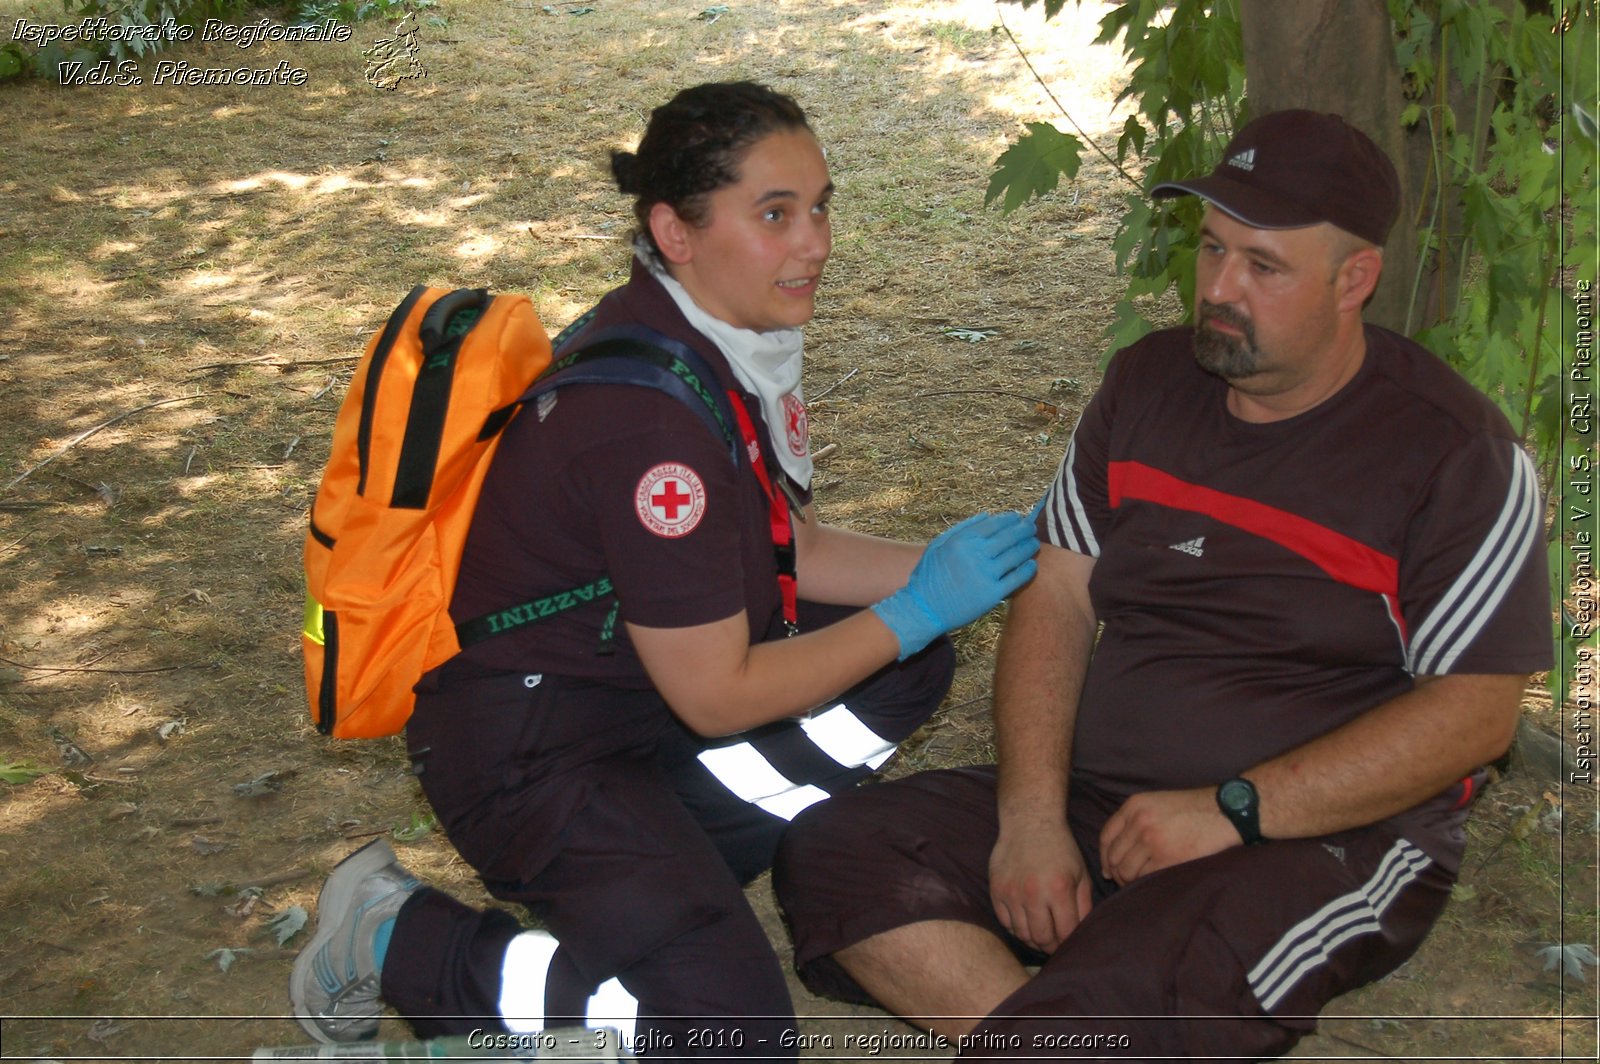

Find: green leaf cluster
[994,0,1245,355]
[297,0,435,31]
[1388,0,1597,709]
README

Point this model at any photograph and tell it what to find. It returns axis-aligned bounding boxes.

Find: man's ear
[648,202,694,266]
[1337,246,1384,312]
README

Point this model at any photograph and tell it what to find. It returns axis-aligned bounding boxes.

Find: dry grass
[0,0,1592,1059]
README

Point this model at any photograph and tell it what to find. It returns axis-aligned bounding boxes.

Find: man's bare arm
[988,543,1098,953]
[1099,672,1526,885]
[1253,671,1523,834]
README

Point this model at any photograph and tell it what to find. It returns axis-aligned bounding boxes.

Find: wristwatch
[1216,777,1265,845]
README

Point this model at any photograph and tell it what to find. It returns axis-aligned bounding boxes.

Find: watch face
[1219,779,1253,812]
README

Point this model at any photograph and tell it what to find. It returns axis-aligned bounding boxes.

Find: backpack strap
[390,288,493,509]
[354,284,430,498]
[451,327,745,651]
[533,326,740,465]
[557,326,800,636]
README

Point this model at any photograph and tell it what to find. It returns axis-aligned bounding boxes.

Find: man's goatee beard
[1193,303,1261,380]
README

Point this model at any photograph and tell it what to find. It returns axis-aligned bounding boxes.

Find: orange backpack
[302,287,742,738]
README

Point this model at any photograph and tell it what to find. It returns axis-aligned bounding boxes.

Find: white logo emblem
[1169,536,1206,557]
[635,463,707,538]
[781,393,810,458]
[1227,148,1257,171]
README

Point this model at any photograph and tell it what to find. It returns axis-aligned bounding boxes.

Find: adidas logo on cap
[1227,148,1256,172]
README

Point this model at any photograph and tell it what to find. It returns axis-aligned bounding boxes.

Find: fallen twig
[916,388,1066,418]
[4,394,218,493]
[239,867,314,891]
[941,690,993,715]
[187,355,283,373]
[170,816,225,828]
[101,256,209,282]
[0,654,209,678]
[342,826,393,841]
[188,355,360,374]
[811,367,859,402]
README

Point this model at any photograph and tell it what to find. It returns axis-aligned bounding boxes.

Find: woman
[289,81,1037,1057]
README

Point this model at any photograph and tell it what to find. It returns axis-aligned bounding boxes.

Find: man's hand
[1098,787,1240,886]
[989,819,1095,954]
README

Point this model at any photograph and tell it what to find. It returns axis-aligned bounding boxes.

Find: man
[772,110,1552,1059]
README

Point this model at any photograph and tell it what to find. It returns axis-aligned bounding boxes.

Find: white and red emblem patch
[635,463,707,538]
[781,393,809,458]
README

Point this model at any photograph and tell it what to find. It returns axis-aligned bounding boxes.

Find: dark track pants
[378,605,953,1059]
[772,766,1454,1061]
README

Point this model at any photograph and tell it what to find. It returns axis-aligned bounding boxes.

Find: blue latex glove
[871,511,1040,660]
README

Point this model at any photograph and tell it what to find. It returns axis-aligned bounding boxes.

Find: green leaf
[1116,116,1146,164]
[264,905,309,946]
[1100,300,1157,368]
[0,759,47,785]
[1537,943,1599,982]
[1574,103,1599,146]
[392,810,436,841]
[0,46,25,80]
[985,122,1083,213]
[205,946,253,973]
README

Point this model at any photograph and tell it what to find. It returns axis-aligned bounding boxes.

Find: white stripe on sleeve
[1408,444,1541,675]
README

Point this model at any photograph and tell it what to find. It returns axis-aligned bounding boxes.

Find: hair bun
[610,150,640,195]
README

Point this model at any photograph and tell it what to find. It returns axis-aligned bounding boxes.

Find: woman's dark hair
[611,81,812,258]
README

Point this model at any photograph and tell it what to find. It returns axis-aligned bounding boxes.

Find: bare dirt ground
[0,0,1594,1060]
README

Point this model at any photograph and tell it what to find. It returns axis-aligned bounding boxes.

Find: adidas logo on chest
[1168,536,1206,558]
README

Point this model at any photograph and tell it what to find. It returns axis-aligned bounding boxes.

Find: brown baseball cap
[1151,110,1401,246]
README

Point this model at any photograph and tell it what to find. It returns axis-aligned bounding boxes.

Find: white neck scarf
[639,245,813,489]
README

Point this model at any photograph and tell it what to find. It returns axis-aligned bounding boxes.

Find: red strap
[726,391,800,636]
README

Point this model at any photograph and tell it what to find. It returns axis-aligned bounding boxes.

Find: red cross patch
[635,463,707,538]
[782,393,809,458]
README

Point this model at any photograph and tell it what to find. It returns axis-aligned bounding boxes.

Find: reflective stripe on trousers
[499,929,640,1043]
[695,703,896,821]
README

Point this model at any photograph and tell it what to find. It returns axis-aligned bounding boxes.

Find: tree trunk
[1238,0,1419,333]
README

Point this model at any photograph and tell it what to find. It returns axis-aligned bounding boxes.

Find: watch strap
[1216,777,1264,845]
